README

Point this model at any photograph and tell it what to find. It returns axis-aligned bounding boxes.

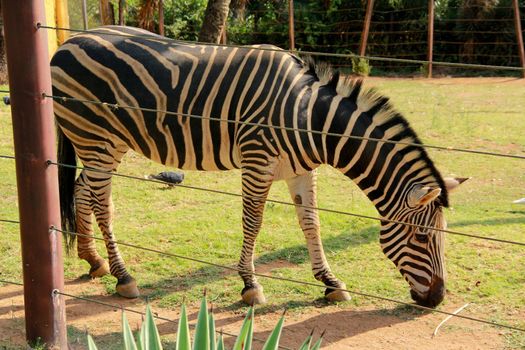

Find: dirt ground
[0,277,510,349]
[1,76,523,349]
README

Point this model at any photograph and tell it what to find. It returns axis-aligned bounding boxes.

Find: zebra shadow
[137,224,379,304]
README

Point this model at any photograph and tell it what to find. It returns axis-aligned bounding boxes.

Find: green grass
[0,79,524,348]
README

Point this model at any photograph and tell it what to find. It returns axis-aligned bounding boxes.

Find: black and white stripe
[53,26,460,306]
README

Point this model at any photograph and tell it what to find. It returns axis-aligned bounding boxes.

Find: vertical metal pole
[1,1,67,348]
[288,0,295,51]
[427,0,434,78]
[359,0,374,57]
[158,0,164,36]
[512,0,525,78]
[55,0,70,45]
[81,0,88,29]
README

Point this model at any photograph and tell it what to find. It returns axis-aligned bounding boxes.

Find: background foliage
[67,0,525,76]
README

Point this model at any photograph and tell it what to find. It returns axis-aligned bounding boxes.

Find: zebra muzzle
[410,276,445,308]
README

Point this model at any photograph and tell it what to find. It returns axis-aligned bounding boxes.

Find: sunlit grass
[0,79,524,347]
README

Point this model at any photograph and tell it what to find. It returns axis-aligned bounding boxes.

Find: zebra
[51,26,466,307]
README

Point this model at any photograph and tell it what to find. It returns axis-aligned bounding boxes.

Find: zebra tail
[56,125,77,253]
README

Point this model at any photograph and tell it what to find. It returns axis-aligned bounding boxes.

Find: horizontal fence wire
[0,219,20,224]
[37,25,525,73]
[291,30,428,35]
[51,226,525,333]
[46,161,525,248]
[435,41,517,46]
[0,155,15,160]
[0,279,23,286]
[53,291,292,350]
[44,94,525,161]
[0,278,286,349]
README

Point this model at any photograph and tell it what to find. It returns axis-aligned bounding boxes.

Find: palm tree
[137,0,157,31]
[199,0,232,43]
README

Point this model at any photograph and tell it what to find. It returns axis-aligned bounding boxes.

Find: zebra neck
[319,97,441,218]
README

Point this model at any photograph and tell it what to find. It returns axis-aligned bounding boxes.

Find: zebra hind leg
[85,167,139,298]
[75,170,110,278]
[286,171,351,302]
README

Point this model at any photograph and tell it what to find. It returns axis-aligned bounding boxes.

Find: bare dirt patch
[0,278,509,349]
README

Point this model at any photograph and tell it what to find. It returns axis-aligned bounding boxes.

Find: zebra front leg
[286,170,351,302]
[89,171,139,298]
[238,167,274,305]
[75,170,110,278]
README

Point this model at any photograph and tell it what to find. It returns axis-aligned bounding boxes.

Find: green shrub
[87,295,323,350]
[351,57,372,76]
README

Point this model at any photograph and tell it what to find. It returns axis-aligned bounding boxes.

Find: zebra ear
[443,177,469,192]
[409,186,442,207]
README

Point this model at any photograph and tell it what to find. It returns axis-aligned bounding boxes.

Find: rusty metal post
[288,0,295,51]
[427,0,434,78]
[158,0,164,36]
[512,0,525,78]
[359,0,374,57]
[1,0,67,348]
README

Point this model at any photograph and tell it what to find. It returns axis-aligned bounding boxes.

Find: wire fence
[222,2,525,75]
[47,160,525,247]
[2,151,525,250]
[44,93,525,160]
[2,219,525,334]
[1,16,525,347]
[38,25,525,74]
[0,278,292,350]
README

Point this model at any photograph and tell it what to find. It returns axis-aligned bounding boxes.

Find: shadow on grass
[137,224,378,302]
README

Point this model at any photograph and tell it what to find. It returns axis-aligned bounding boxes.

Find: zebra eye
[414,232,429,243]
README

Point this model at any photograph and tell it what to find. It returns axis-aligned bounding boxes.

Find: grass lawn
[0,78,524,348]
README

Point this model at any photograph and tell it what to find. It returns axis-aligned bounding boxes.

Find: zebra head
[380,177,467,308]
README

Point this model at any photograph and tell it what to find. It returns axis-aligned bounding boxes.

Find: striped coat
[52,26,464,306]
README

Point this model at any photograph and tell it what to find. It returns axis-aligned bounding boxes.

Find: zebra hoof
[116,277,140,299]
[89,260,110,278]
[241,284,266,305]
[325,284,351,302]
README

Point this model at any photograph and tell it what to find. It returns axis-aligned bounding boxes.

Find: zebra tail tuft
[57,125,77,254]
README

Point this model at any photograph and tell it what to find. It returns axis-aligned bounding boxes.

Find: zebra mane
[301,56,449,207]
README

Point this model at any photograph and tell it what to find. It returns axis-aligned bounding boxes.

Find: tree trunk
[118,0,126,25]
[100,0,115,25]
[199,0,231,43]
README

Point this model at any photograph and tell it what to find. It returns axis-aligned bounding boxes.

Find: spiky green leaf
[122,311,139,350]
[310,336,323,350]
[244,308,254,350]
[261,314,285,350]
[87,334,99,350]
[192,295,209,350]
[232,307,253,350]
[298,334,313,350]
[176,304,191,350]
[208,308,216,350]
[216,333,225,350]
[142,305,163,349]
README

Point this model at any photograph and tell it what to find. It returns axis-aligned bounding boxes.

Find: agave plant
[87,295,323,350]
